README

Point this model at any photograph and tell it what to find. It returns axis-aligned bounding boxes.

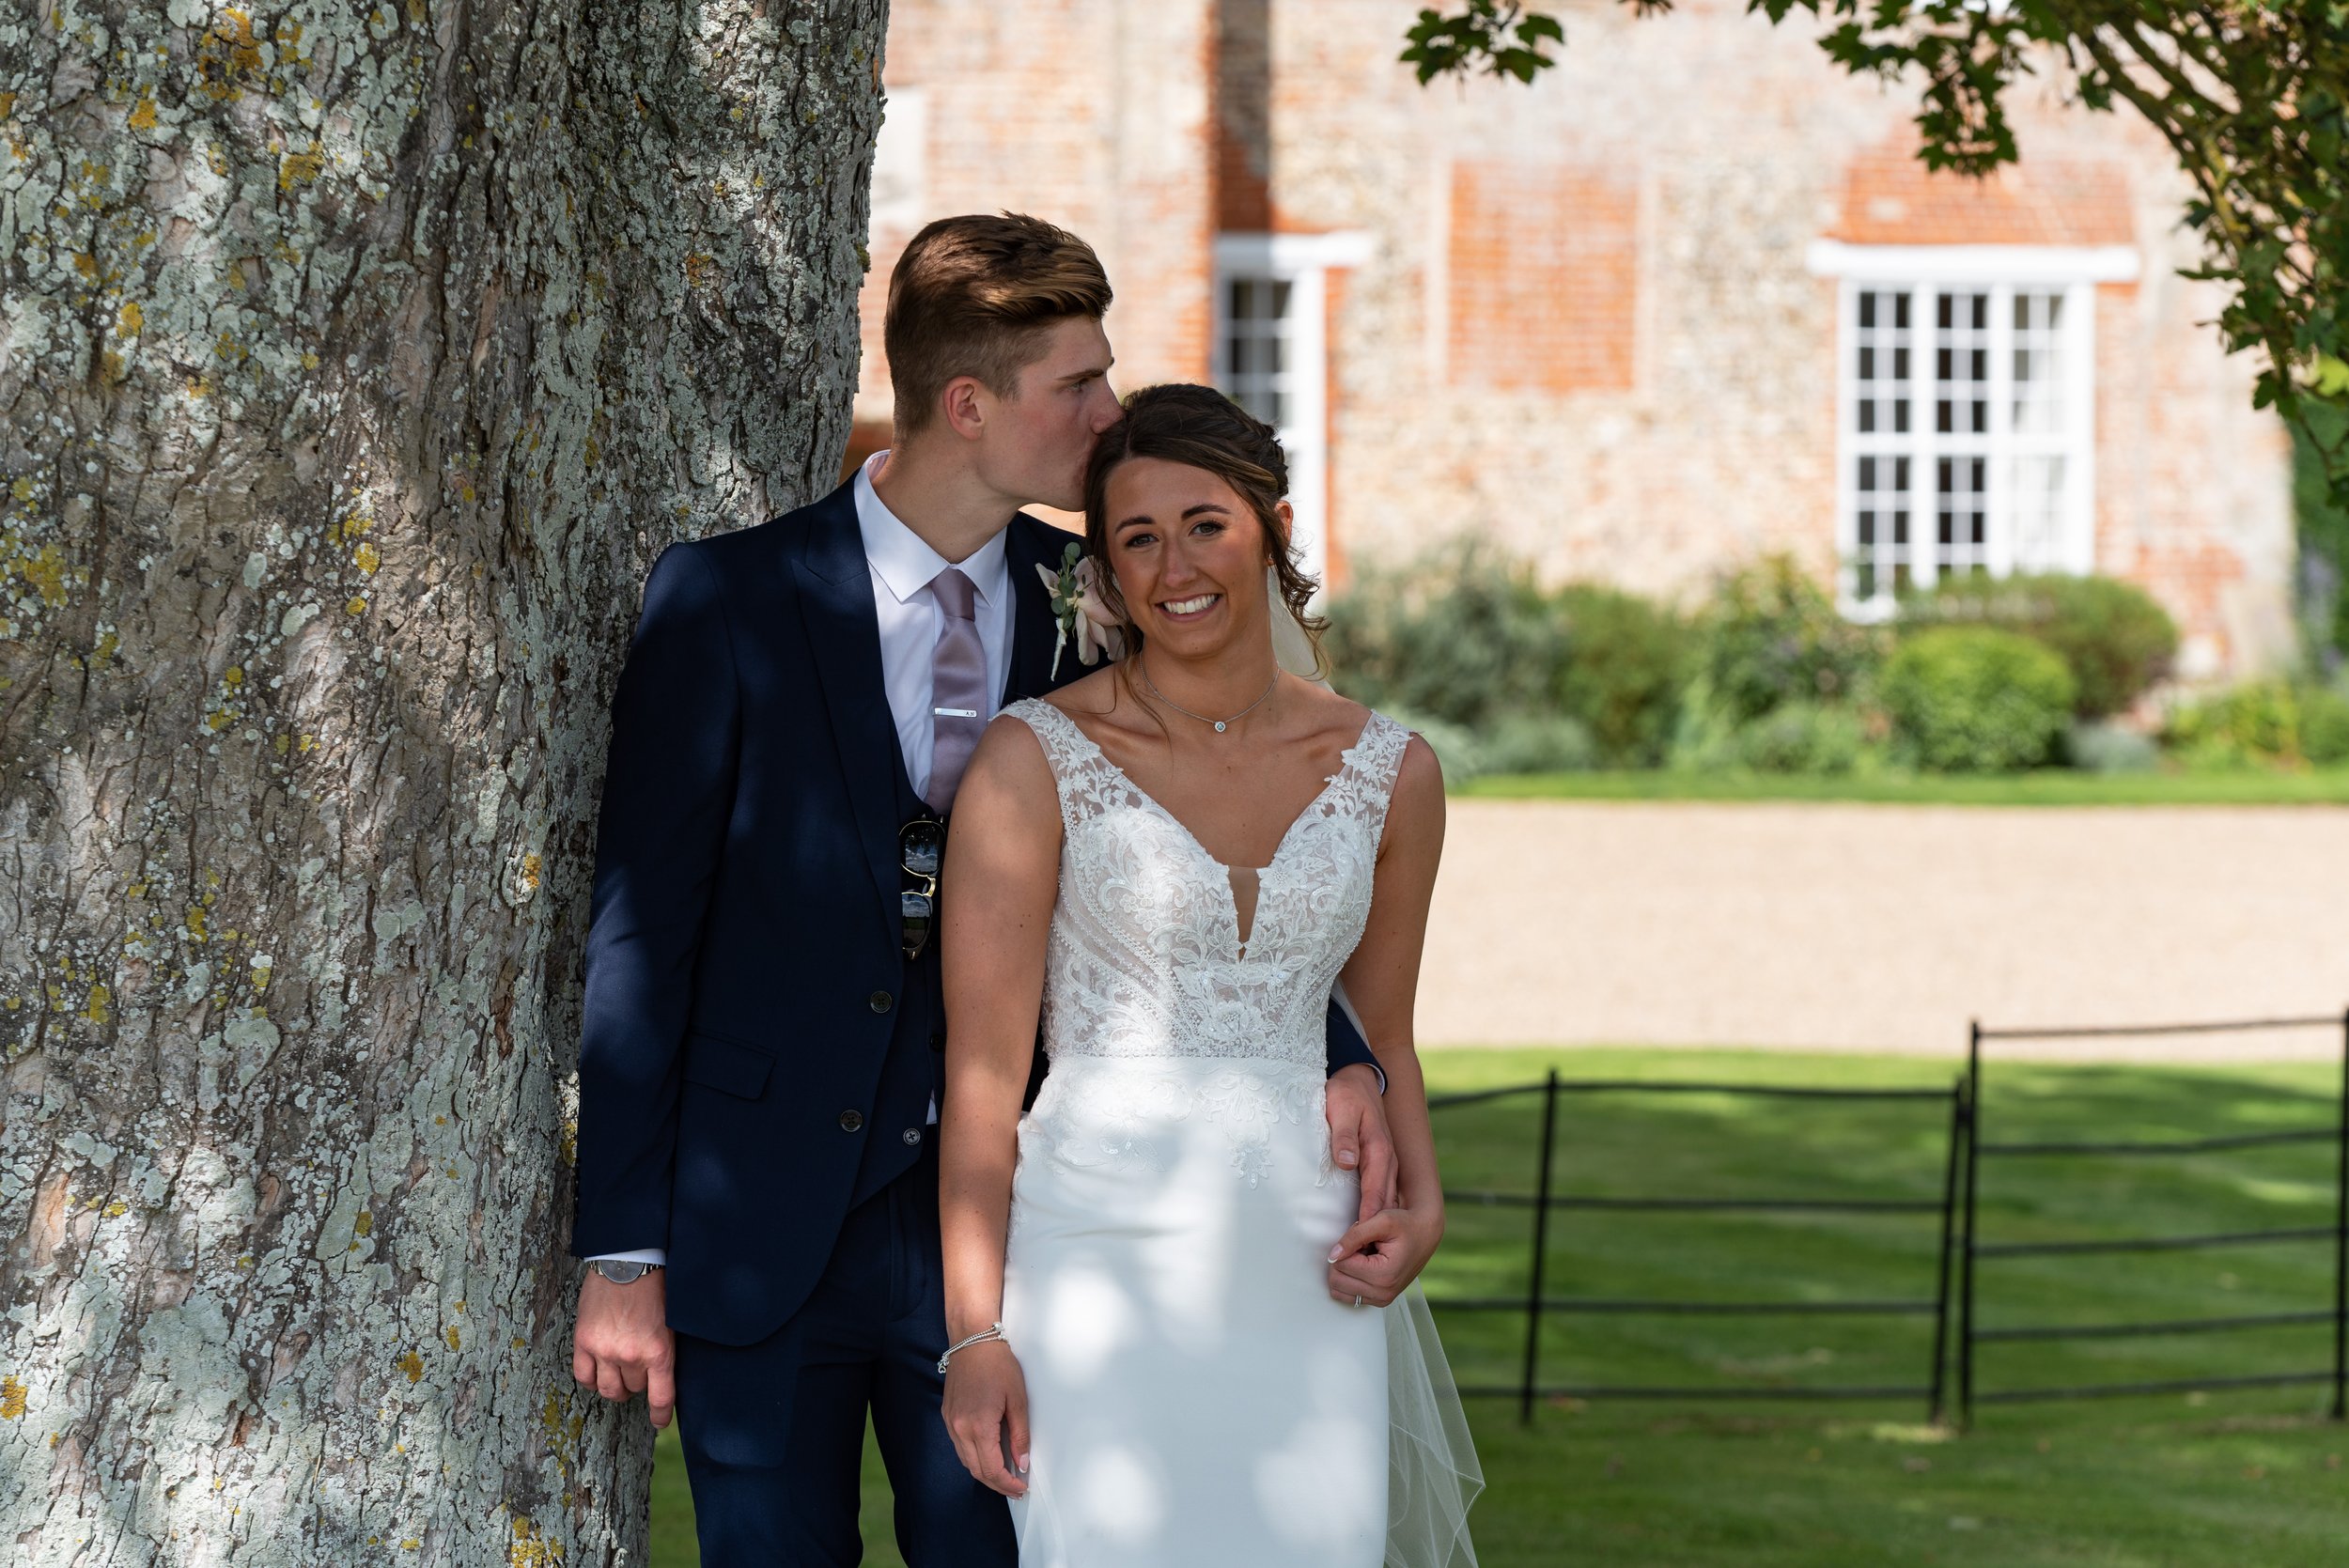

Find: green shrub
[1387,711,1488,783]
[1547,585,1689,766]
[2067,721,2162,775]
[1901,572,2178,719]
[1323,544,1689,766]
[2166,678,2349,767]
[2303,684,2349,764]
[1883,628,2077,771]
[1736,702,1869,775]
[1482,714,1599,774]
[1693,555,1884,723]
[1322,545,1559,731]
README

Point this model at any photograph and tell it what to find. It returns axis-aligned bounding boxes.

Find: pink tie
[926,567,987,812]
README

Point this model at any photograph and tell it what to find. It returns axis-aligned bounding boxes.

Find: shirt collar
[853,451,1011,611]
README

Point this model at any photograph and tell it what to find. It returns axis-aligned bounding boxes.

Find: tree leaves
[1400,2,1567,85]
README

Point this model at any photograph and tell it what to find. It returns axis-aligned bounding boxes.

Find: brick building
[851,0,2296,679]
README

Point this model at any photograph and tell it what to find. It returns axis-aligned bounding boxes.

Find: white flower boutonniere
[1037,541,1128,679]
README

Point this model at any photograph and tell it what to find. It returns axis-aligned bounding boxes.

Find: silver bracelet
[938,1322,1006,1374]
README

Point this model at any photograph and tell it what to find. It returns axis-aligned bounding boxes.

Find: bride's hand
[1327,1201,1445,1309]
[942,1341,1031,1498]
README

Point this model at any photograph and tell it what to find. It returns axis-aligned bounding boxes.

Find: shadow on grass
[650,1049,2349,1567]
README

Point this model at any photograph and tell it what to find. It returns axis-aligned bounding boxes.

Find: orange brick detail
[1828,136,2134,246]
[1448,160,1638,394]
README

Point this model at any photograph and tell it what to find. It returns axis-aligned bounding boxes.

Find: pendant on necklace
[1214,721,1227,733]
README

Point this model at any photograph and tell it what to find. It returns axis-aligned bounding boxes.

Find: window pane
[2011,455,2067,569]
[2011,288,2064,435]
[1935,290,1989,442]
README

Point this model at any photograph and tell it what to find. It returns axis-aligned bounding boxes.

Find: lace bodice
[1004,698,1413,1070]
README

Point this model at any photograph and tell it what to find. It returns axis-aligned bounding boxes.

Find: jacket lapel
[1004,513,1080,701]
[790,481,904,937]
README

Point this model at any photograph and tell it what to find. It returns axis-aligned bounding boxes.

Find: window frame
[1211,231,1372,596]
[1807,241,2138,620]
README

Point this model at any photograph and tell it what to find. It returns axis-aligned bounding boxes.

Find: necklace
[1138,659,1279,734]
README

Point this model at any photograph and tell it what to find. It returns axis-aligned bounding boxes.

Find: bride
[935,384,1479,1566]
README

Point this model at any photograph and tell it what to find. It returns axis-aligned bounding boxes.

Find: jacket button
[869,990,894,1014]
[838,1110,864,1132]
[901,1127,923,1146]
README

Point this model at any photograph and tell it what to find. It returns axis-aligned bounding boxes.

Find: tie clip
[933,706,979,720]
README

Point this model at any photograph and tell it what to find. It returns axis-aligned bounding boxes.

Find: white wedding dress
[999,699,1479,1568]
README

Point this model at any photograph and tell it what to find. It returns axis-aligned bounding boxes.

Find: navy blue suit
[571,478,1380,1563]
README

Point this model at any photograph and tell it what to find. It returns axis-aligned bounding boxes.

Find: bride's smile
[1100,453,1297,711]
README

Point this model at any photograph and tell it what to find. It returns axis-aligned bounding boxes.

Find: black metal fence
[1427,1008,2349,1429]
[1425,1069,1968,1424]
[1958,1011,2349,1424]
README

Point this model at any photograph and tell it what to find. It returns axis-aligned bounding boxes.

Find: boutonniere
[1036,541,1127,679]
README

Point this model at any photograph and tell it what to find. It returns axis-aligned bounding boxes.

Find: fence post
[1927,1074,1967,1426]
[2333,1008,2348,1422]
[1520,1067,1560,1426]
[1958,1019,1983,1429]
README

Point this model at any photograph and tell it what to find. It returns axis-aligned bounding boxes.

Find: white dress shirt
[852,452,1016,801]
[587,453,1017,1267]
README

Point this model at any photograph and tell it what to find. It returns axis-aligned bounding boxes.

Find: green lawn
[652,1048,2349,1566]
[1460,767,2349,806]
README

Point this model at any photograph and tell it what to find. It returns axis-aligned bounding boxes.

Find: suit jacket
[569,478,1379,1344]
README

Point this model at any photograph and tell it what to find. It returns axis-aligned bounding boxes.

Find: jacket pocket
[681,1032,775,1100]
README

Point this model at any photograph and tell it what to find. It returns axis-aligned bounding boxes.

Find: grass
[651,1048,2349,1566]
[1459,767,2349,806]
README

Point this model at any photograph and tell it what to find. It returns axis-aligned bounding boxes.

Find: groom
[569,213,1418,1564]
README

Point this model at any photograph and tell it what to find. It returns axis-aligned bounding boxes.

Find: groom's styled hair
[885,213,1112,436]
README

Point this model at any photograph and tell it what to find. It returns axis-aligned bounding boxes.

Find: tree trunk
[0,1,884,1560]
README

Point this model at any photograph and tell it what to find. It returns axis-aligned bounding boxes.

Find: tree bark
[0,0,884,1560]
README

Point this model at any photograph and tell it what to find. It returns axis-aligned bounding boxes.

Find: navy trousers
[673,1143,1017,1566]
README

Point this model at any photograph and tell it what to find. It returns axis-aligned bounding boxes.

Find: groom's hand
[1325,1063,1397,1219]
[573,1271,677,1429]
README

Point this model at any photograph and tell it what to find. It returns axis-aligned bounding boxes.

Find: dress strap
[1000,698,1112,830]
[1333,712,1415,846]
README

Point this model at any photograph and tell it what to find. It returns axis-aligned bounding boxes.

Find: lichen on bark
[0,0,886,1560]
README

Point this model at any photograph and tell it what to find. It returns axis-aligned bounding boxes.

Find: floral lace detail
[1004,698,1411,1071]
[1003,698,1410,1183]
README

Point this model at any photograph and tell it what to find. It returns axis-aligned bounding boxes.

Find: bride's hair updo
[1080,382,1329,671]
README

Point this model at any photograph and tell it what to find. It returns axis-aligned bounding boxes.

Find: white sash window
[1809,242,2138,618]
[1211,232,1371,595]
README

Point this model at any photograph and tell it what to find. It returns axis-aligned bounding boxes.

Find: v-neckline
[1044,704,1380,960]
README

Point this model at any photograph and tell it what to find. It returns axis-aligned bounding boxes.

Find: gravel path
[1416,800,2349,1062]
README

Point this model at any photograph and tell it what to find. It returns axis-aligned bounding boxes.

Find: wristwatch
[591,1260,664,1285]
